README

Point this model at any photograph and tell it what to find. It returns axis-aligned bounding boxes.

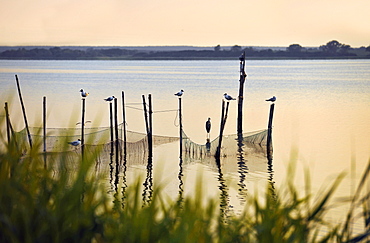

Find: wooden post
[43,96,47,169]
[178,97,183,159]
[148,94,153,158]
[237,51,247,135]
[216,100,225,158]
[15,75,32,149]
[4,102,11,144]
[43,96,46,153]
[266,103,275,159]
[121,91,127,156]
[109,101,114,156]
[114,98,119,189]
[81,98,86,157]
[142,95,151,157]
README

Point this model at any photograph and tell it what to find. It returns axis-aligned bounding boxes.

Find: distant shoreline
[0,43,369,60]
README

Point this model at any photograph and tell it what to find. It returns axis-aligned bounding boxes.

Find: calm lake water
[0,59,369,224]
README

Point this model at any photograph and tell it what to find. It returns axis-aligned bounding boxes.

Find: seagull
[265,96,276,102]
[104,96,115,102]
[205,118,211,134]
[224,93,236,101]
[80,89,89,98]
[68,139,81,146]
[174,89,184,97]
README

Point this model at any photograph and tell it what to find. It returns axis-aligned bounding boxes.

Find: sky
[1,0,369,47]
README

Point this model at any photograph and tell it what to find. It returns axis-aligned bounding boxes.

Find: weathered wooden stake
[43,96,47,168]
[216,100,225,158]
[15,75,32,149]
[43,96,46,153]
[266,103,275,159]
[4,102,11,144]
[114,98,119,189]
[109,101,114,156]
[237,51,247,135]
[121,91,127,156]
[142,95,152,157]
[148,94,153,158]
[81,98,86,157]
[178,97,183,159]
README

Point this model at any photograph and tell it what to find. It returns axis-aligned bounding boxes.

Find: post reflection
[215,157,232,220]
[177,157,184,206]
[237,135,248,205]
[142,155,153,205]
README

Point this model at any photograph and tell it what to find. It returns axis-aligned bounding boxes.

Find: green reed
[0,123,369,242]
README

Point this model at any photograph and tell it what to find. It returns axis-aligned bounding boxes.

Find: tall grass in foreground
[0,132,369,242]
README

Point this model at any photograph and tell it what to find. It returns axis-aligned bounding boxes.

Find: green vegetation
[0,123,369,242]
[1,40,369,60]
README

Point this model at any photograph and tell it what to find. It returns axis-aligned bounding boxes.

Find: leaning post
[15,75,33,149]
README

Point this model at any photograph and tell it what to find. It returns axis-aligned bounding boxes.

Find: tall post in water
[114,98,119,164]
[142,95,150,155]
[43,96,46,153]
[81,98,86,157]
[266,103,275,160]
[15,75,32,149]
[4,102,11,144]
[43,96,47,168]
[109,101,114,156]
[178,96,183,159]
[148,94,153,159]
[216,100,226,159]
[237,52,247,136]
[121,91,127,156]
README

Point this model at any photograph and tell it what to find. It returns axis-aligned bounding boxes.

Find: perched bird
[174,89,184,97]
[205,118,211,134]
[265,96,276,102]
[80,89,89,98]
[104,96,115,102]
[224,93,236,101]
[68,139,81,146]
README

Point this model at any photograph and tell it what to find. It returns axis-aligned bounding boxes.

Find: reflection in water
[177,157,184,206]
[142,155,153,205]
[215,157,232,220]
[237,135,248,206]
[121,141,128,208]
[267,148,276,201]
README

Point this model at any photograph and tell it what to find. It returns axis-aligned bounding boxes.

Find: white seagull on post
[80,89,89,98]
[224,93,236,101]
[104,96,115,102]
[265,96,276,102]
[68,139,81,146]
[174,89,184,97]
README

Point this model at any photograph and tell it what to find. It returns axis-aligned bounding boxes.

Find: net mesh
[12,124,267,158]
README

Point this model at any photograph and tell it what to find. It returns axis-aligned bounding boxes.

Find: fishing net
[12,124,268,165]
[183,129,268,158]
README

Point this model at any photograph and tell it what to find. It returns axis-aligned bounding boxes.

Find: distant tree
[339,44,351,54]
[287,44,303,53]
[366,46,370,52]
[320,40,343,54]
[231,45,242,52]
[214,45,221,52]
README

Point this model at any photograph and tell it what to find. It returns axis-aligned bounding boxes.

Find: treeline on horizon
[1,40,369,60]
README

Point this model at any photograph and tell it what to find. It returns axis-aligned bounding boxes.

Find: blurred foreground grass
[0,125,369,243]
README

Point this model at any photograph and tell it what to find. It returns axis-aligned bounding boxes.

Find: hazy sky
[1,0,369,47]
